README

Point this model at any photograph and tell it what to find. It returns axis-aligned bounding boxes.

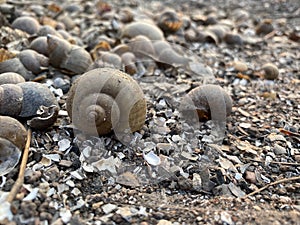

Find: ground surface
[0,0,299,224]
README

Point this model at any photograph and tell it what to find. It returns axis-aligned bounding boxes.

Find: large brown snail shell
[0,82,59,129]
[121,21,165,41]
[66,68,147,136]
[181,84,232,122]
[0,116,27,176]
[11,16,40,35]
[47,35,92,74]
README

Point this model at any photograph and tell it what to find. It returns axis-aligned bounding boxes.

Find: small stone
[101,203,117,214]
[273,144,287,155]
[59,160,72,167]
[116,171,140,187]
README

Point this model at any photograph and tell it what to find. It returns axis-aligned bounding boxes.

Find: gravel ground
[0,0,299,224]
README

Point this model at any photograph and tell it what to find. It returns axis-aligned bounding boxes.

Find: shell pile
[0,1,299,221]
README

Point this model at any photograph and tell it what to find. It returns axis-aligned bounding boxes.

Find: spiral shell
[29,36,49,56]
[181,84,232,122]
[66,68,147,136]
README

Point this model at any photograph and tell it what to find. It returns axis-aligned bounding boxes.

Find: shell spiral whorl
[66,68,146,137]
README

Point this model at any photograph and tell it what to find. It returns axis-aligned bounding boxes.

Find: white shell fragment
[143,150,161,166]
[58,139,71,151]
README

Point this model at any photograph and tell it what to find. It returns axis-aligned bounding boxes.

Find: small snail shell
[118,8,134,23]
[0,58,34,80]
[37,25,64,39]
[256,19,274,36]
[0,116,27,176]
[157,9,183,33]
[0,72,25,85]
[19,49,49,74]
[90,52,122,70]
[66,68,147,136]
[11,16,40,35]
[47,35,92,74]
[121,21,165,41]
[181,84,232,122]
[223,33,243,45]
[0,116,27,150]
[153,40,189,66]
[111,44,130,56]
[128,35,156,59]
[0,82,59,128]
[261,63,279,80]
[29,36,49,56]
[121,52,137,75]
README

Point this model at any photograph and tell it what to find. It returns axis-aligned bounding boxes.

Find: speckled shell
[66,68,147,136]
[182,84,232,122]
[0,115,27,149]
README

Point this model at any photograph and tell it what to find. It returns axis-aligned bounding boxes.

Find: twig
[6,129,32,203]
[244,157,300,166]
[242,175,300,199]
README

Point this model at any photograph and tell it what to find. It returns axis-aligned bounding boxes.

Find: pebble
[273,143,287,155]
[101,203,118,214]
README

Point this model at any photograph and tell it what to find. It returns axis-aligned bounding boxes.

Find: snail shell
[47,35,92,74]
[0,72,25,85]
[181,84,232,122]
[29,36,49,56]
[153,40,189,66]
[19,49,49,74]
[11,16,40,35]
[256,19,274,36]
[0,82,59,128]
[261,63,279,80]
[128,35,156,59]
[66,68,147,136]
[0,116,27,176]
[121,52,137,75]
[0,58,34,80]
[157,9,183,33]
[121,21,165,41]
[0,115,27,150]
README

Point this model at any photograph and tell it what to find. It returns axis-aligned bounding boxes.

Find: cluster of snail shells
[0,73,59,129]
[66,68,147,136]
